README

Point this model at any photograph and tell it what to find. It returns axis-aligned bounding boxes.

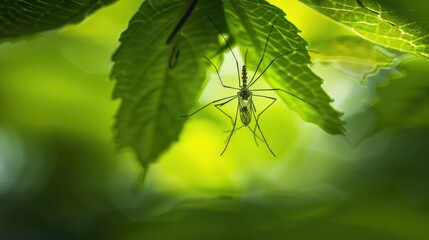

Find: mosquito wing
[238,94,253,126]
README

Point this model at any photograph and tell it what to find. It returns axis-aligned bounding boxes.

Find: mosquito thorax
[239,88,251,100]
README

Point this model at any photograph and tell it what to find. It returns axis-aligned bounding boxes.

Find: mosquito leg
[251,109,276,157]
[252,94,277,123]
[206,16,242,86]
[214,96,237,124]
[250,100,260,145]
[204,56,240,90]
[251,95,277,156]
[181,95,236,117]
[249,19,277,83]
[251,94,276,146]
[223,125,244,136]
[215,105,233,124]
[221,101,239,156]
[248,50,296,87]
[248,48,319,87]
[246,125,262,147]
[221,123,263,147]
[252,88,318,109]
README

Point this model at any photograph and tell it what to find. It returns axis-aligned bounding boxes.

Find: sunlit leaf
[299,0,429,59]
[111,0,222,168]
[311,36,395,83]
[223,0,344,134]
[0,0,117,40]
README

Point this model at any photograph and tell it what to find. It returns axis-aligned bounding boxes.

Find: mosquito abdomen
[242,65,247,86]
[240,106,252,126]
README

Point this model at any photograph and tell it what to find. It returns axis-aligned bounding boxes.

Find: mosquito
[182,17,318,156]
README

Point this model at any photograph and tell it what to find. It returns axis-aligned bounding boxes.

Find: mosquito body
[182,17,318,156]
[238,65,253,126]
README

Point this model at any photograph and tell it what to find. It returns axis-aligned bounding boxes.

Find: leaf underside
[299,0,429,59]
[0,0,117,40]
[311,36,395,83]
[111,0,223,167]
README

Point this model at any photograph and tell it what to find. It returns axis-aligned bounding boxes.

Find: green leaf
[223,0,344,134]
[372,58,429,130]
[0,0,117,40]
[111,0,223,167]
[311,36,395,84]
[299,0,429,59]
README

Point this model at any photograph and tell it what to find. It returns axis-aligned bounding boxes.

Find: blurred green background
[1,0,429,239]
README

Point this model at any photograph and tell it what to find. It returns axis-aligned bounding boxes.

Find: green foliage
[2,0,427,167]
[311,36,395,83]
[372,58,429,130]
[110,0,223,168]
[111,0,345,167]
[0,0,117,40]
[299,0,429,59]
[1,0,429,239]
[104,195,429,240]
[1,0,428,170]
